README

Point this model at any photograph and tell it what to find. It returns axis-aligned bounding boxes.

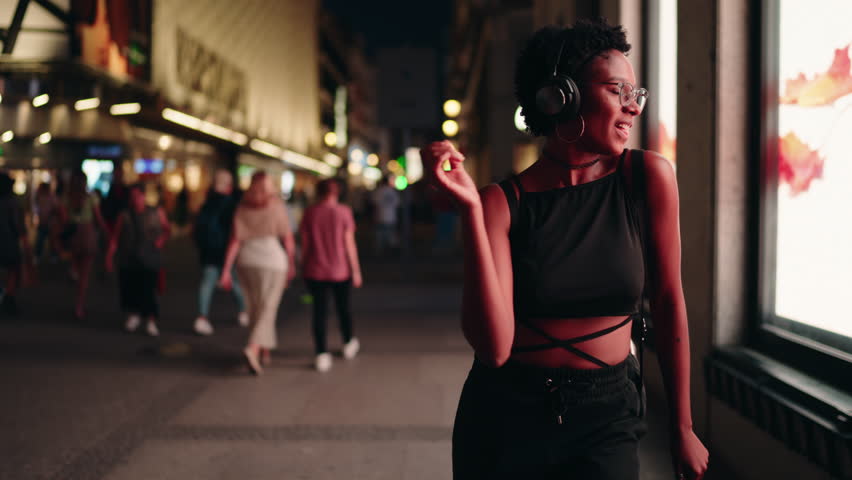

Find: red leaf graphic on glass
[781,44,852,106]
[778,132,824,195]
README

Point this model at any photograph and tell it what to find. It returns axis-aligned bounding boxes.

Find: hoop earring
[555,115,585,144]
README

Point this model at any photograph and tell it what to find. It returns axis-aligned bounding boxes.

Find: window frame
[753,0,852,391]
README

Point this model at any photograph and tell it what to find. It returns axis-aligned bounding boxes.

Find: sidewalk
[1,237,676,480]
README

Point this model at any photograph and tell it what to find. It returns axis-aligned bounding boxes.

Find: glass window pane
[775,0,852,341]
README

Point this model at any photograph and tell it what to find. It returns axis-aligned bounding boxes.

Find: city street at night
[1,238,674,480]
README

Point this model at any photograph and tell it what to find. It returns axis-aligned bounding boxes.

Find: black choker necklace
[543,151,601,170]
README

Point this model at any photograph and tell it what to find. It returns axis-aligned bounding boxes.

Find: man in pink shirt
[299,179,363,372]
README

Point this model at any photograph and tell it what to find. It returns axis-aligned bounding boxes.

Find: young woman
[106,184,170,336]
[299,178,363,372]
[219,171,295,375]
[59,170,107,320]
[423,19,709,480]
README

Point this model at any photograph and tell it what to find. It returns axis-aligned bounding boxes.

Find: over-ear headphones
[534,36,581,117]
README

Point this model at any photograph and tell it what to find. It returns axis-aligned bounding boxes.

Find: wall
[151,0,320,155]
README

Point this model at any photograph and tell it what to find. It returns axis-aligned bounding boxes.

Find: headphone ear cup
[535,76,581,117]
[535,82,566,116]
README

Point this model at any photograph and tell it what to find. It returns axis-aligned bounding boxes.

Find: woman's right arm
[423,141,516,367]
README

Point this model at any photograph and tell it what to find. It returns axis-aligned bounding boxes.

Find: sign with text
[176,29,247,113]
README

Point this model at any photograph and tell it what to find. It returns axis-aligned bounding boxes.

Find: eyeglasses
[599,81,649,113]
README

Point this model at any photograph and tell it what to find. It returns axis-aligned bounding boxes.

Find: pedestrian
[299,178,363,372]
[430,187,459,255]
[371,175,400,254]
[101,166,128,235]
[192,169,248,335]
[105,184,171,336]
[218,171,295,375]
[422,19,708,480]
[58,170,107,320]
[173,184,190,235]
[33,182,58,263]
[0,172,31,317]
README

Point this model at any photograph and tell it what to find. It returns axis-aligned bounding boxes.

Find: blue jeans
[198,264,246,317]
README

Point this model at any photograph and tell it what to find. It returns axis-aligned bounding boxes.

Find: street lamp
[324,131,337,148]
[442,119,459,137]
[514,105,527,132]
[443,99,461,118]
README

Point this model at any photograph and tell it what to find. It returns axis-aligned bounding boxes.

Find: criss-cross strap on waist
[511,315,638,368]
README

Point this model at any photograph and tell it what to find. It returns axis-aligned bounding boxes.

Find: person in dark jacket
[192,169,247,335]
[0,172,30,316]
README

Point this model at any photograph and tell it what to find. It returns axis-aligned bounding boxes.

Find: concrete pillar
[674,0,718,437]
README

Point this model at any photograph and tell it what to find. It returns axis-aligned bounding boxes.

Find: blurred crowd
[0,167,459,373]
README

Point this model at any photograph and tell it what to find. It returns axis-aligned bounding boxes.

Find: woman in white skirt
[219,171,295,375]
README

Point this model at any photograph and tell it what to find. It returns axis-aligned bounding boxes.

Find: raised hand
[421,141,480,211]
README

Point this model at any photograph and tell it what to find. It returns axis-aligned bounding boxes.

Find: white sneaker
[125,314,141,332]
[194,317,214,336]
[146,320,160,337]
[315,352,333,372]
[342,338,360,360]
[237,311,250,327]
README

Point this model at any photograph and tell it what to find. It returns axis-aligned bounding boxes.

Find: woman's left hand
[671,426,709,479]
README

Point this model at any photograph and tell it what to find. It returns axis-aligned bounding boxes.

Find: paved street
[1,236,676,480]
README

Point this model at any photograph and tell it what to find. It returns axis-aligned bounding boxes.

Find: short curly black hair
[514,18,631,137]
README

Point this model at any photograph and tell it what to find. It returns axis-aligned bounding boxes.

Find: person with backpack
[192,169,247,335]
[106,183,170,336]
[422,19,708,480]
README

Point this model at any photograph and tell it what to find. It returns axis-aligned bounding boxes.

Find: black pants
[305,279,353,354]
[118,266,159,317]
[452,356,647,479]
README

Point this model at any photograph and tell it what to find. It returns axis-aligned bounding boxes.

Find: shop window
[758,0,852,383]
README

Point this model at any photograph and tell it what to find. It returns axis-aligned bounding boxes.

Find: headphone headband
[552,37,566,78]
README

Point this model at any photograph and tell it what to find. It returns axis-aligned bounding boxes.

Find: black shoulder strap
[497,176,521,229]
[630,149,649,415]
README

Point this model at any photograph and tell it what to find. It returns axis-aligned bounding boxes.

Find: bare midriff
[510,315,633,369]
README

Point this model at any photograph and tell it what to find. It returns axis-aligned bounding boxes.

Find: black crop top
[500,150,645,321]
